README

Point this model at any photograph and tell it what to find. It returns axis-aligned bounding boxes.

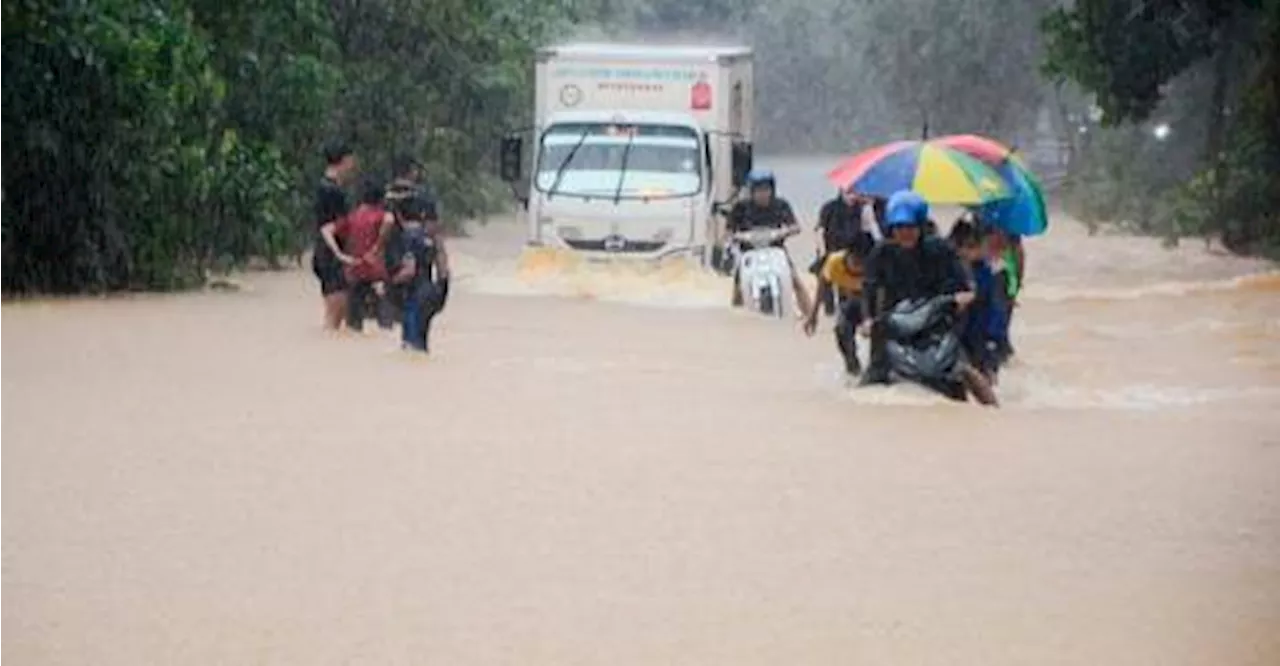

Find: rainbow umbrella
[827,141,1010,205]
[979,162,1047,236]
[933,134,1048,236]
[932,134,1016,164]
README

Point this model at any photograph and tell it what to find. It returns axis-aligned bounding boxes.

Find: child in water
[388,194,450,353]
[990,227,1023,362]
[948,220,1009,382]
[803,231,876,378]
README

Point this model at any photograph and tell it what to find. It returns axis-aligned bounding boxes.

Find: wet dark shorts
[312,255,347,296]
[837,296,863,327]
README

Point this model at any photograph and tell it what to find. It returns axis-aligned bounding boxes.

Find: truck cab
[500,43,754,264]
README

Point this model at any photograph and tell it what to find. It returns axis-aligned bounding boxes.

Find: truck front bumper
[533,225,704,262]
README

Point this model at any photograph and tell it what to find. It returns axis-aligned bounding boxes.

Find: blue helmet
[745,168,775,190]
[885,190,928,228]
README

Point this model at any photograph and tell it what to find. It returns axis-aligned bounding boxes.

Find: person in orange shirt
[803,231,875,378]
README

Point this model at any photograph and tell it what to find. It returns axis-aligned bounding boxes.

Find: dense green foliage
[4,1,331,291]
[2,0,569,292]
[1043,0,1280,254]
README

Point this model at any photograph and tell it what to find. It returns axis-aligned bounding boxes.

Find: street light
[1152,123,1172,141]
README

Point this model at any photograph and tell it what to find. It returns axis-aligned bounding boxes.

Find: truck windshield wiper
[612,130,637,204]
[546,128,591,200]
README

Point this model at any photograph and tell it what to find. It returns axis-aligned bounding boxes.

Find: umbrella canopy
[932,134,1048,236]
[827,141,1010,205]
[932,134,1016,165]
[979,161,1048,236]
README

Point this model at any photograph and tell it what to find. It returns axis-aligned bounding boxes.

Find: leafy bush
[2,0,567,293]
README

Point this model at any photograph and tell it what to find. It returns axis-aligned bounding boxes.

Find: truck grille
[563,238,666,253]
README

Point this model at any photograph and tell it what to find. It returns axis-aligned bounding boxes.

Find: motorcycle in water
[730,227,795,319]
[880,295,971,401]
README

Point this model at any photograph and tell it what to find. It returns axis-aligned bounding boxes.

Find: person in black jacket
[858,190,997,405]
[724,168,813,314]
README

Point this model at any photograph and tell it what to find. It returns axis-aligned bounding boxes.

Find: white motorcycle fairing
[736,246,793,318]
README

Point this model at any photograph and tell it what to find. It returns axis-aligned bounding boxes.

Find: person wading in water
[313,141,358,330]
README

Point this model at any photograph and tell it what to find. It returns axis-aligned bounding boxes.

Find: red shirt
[336,204,388,282]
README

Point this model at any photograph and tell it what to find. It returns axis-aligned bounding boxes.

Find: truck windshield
[536,123,701,199]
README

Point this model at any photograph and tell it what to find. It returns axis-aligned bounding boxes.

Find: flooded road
[5,157,1280,665]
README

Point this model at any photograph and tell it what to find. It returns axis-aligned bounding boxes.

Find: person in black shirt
[869,195,889,238]
[812,186,870,314]
[313,141,358,330]
[816,186,867,255]
[724,168,813,314]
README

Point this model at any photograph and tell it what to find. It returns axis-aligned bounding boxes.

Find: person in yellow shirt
[803,232,875,377]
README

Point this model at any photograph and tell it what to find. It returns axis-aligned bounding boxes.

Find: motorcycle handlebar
[731,229,791,247]
[732,226,794,239]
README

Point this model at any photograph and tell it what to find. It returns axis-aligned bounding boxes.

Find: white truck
[499,43,755,264]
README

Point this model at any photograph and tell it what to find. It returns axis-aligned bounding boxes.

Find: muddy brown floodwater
[4,157,1280,665]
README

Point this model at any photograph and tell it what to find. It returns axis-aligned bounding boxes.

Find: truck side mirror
[499,136,523,183]
[731,142,753,188]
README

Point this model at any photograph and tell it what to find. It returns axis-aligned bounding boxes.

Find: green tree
[1043,0,1280,254]
[325,0,571,229]
[4,1,229,290]
[1,0,573,293]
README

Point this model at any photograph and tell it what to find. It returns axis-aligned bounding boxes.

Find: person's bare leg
[959,364,999,407]
[323,293,347,331]
[790,269,813,318]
